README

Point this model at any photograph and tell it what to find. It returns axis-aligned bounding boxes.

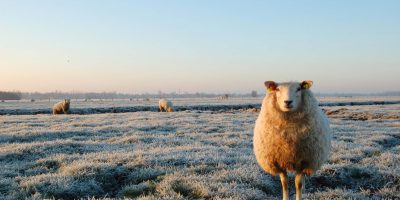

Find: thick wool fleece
[53,100,70,114]
[253,89,331,175]
[159,99,173,112]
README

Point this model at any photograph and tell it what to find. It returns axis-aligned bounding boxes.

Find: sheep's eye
[296,87,301,92]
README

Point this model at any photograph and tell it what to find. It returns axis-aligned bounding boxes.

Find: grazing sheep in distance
[217,94,229,100]
[253,80,331,200]
[159,99,173,112]
[53,99,71,114]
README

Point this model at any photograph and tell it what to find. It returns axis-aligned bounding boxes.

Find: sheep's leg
[279,172,289,200]
[295,173,305,200]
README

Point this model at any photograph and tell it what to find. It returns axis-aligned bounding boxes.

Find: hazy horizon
[3,89,400,96]
[1,1,399,94]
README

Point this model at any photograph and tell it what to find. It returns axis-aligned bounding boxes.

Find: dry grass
[0,103,399,199]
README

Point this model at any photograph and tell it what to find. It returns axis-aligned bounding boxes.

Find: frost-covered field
[0,98,264,110]
[1,99,399,199]
[0,98,263,115]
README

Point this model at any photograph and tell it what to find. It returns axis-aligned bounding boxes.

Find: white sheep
[53,99,71,114]
[216,94,229,100]
[159,99,173,112]
[253,80,331,200]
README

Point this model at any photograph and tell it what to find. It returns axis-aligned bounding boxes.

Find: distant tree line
[12,91,262,100]
[314,91,400,97]
[0,91,22,100]
[1,90,399,101]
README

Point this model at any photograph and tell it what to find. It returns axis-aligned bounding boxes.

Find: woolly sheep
[253,80,331,200]
[53,99,71,114]
[217,94,229,100]
[159,99,173,112]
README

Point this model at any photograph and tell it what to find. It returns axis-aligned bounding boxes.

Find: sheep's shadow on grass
[376,134,400,149]
[307,164,397,194]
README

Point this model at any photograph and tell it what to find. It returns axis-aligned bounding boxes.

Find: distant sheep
[253,80,331,200]
[159,99,173,112]
[53,99,71,114]
[217,94,229,100]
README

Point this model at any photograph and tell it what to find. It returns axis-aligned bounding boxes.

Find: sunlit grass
[0,103,399,199]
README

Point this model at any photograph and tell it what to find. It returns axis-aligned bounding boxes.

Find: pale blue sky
[1,0,399,93]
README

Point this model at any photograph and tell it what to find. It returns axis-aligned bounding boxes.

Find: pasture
[0,98,399,199]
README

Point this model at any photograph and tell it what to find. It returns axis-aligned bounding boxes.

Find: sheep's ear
[301,80,313,89]
[264,81,278,92]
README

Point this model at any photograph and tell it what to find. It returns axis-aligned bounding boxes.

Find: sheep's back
[159,99,167,108]
[53,102,64,110]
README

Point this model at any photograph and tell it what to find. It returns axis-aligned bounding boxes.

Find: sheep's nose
[284,100,293,106]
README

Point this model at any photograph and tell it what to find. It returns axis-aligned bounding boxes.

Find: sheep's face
[265,80,313,112]
[64,99,70,106]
